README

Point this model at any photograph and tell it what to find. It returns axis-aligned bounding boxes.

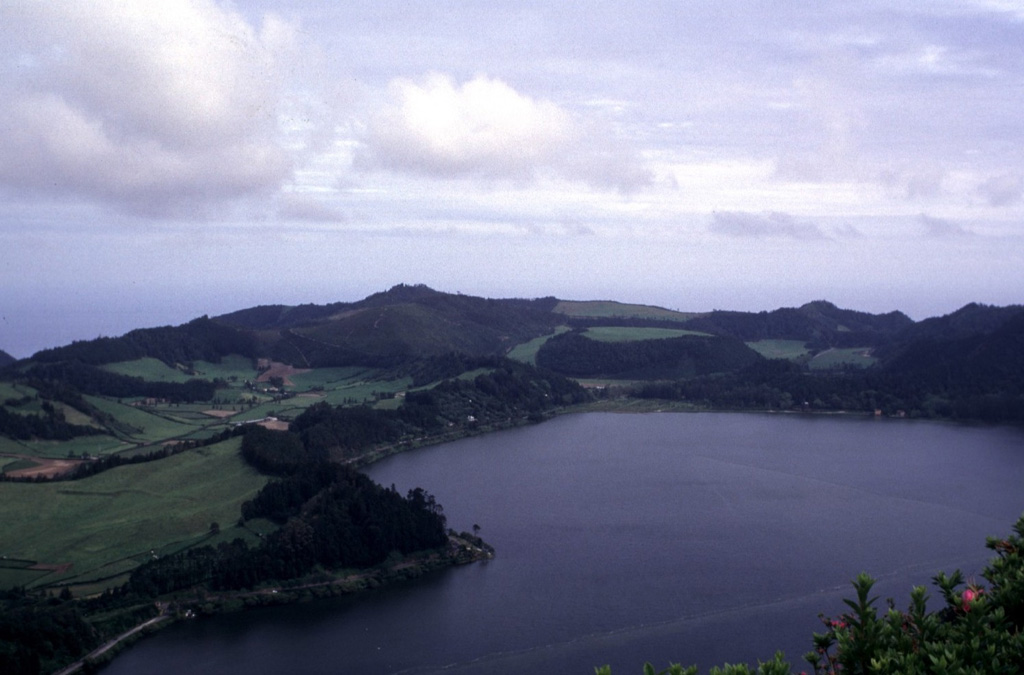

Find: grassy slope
[582,326,710,342]
[507,327,570,365]
[0,437,267,589]
[553,300,699,321]
[745,339,811,360]
[809,347,877,370]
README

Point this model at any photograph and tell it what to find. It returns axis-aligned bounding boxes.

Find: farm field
[745,339,811,360]
[506,327,569,365]
[582,326,710,342]
[809,347,877,370]
[553,300,698,322]
[86,395,206,443]
[101,355,258,384]
[0,437,269,592]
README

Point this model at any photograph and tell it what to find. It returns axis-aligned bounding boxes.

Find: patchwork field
[0,437,268,591]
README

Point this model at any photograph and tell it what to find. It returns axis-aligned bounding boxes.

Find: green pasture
[809,348,877,370]
[1,457,38,473]
[17,435,132,460]
[582,326,709,342]
[190,355,257,381]
[0,381,35,400]
[101,358,193,383]
[0,436,29,455]
[746,339,811,360]
[320,376,413,407]
[0,436,269,590]
[289,366,379,391]
[553,300,698,322]
[55,401,99,427]
[507,327,569,365]
[100,355,257,384]
[85,396,203,443]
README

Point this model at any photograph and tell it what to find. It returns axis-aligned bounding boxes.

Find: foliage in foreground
[599,516,1024,674]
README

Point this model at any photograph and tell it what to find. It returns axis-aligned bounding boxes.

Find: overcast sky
[2,1,1024,356]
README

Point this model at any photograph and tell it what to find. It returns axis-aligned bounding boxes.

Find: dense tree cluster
[291,360,588,459]
[537,331,762,379]
[26,362,218,402]
[682,301,913,349]
[30,317,257,366]
[129,452,447,595]
[0,403,102,441]
[632,356,1024,422]
[0,588,96,675]
[240,425,327,476]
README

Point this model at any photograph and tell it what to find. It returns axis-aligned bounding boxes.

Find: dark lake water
[102,412,1024,674]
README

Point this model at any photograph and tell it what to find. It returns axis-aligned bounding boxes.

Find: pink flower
[962,587,983,611]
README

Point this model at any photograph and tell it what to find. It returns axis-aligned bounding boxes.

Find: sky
[2,1,1024,357]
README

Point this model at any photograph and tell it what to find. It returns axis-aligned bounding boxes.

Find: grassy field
[101,357,193,383]
[320,376,413,407]
[18,435,133,459]
[582,326,710,342]
[288,366,378,390]
[101,355,257,384]
[0,381,37,401]
[0,436,269,591]
[507,327,570,365]
[746,339,811,360]
[809,347,877,370]
[86,396,205,443]
[191,355,257,381]
[553,300,699,322]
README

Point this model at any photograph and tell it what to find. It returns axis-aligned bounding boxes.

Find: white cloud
[356,73,650,191]
[0,0,295,215]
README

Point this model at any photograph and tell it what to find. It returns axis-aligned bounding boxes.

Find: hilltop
[7,285,1024,424]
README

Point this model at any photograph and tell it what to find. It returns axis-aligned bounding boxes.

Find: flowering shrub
[598,516,1024,674]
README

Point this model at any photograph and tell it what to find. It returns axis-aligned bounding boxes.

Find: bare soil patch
[256,361,311,387]
[201,409,238,418]
[257,419,290,432]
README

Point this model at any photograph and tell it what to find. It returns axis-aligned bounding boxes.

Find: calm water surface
[104,413,1024,674]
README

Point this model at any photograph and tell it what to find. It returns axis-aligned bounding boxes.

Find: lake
[102,412,1024,674]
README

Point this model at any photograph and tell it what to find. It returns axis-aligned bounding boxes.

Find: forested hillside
[536,331,762,379]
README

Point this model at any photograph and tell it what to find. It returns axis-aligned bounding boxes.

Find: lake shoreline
[58,532,494,674]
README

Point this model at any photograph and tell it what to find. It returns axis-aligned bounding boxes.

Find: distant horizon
[3,3,1024,360]
[3,282,1016,360]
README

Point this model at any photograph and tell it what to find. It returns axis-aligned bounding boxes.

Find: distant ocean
[0,289,258,359]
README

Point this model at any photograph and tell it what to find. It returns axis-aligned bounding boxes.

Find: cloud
[0,0,295,215]
[709,211,827,240]
[977,173,1023,206]
[276,194,348,223]
[355,73,650,191]
[919,213,973,238]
